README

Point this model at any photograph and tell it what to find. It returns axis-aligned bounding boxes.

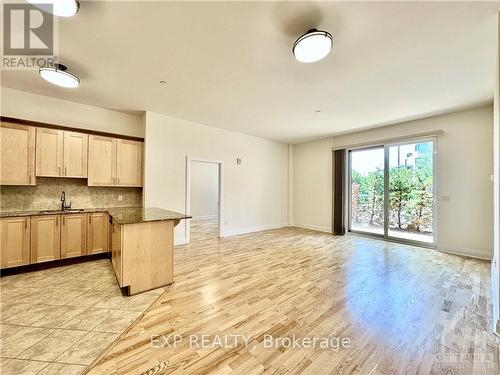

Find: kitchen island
[108,207,190,295]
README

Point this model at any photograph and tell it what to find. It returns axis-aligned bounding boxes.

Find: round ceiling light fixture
[39,64,80,88]
[293,29,333,63]
[27,0,80,17]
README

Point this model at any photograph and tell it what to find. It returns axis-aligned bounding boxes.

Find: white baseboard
[292,223,333,233]
[221,223,288,238]
[437,245,492,261]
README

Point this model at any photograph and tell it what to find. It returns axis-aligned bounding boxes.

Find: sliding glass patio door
[349,147,385,236]
[349,138,436,246]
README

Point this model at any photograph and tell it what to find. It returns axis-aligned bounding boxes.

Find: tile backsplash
[1,178,143,212]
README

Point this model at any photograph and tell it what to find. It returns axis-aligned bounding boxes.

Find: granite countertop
[0,206,191,224]
[107,207,191,225]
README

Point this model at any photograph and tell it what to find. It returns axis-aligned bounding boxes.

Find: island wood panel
[31,215,60,263]
[87,212,109,255]
[120,220,174,295]
[63,131,88,178]
[61,213,87,259]
[0,217,30,269]
[116,139,143,187]
[0,122,36,185]
[36,127,64,177]
[88,135,117,186]
[111,222,123,286]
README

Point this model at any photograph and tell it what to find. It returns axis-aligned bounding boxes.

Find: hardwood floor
[190,217,219,242]
[86,227,499,374]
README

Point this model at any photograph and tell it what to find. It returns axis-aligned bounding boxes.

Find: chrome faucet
[61,191,71,211]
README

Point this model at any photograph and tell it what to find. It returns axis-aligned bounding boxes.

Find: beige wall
[144,111,289,245]
[190,161,219,218]
[1,88,144,137]
[294,105,494,259]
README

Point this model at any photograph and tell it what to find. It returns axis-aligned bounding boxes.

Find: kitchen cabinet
[36,128,88,178]
[36,128,64,177]
[87,212,109,255]
[88,135,116,186]
[63,131,88,178]
[116,139,143,187]
[0,217,30,269]
[88,135,143,187]
[0,122,36,185]
[31,215,61,263]
[61,213,87,259]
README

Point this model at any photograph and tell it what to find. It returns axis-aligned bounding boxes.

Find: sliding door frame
[346,136,438,249]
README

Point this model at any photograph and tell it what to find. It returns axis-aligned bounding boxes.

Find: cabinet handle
[56,217,59,226]
[63,217,65,226]
[89,215,91,223]
[65,167,67,176]
[117,177,120,185]
[24,219,27,229]
[58,167,61,176]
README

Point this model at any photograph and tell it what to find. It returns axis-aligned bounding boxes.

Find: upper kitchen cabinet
[88,135,116,186]
[88,135,143,187]
[64,131,88,178]
[0,122,36,185]
[36,128,88,178]
[116,139,143,187]
[36,128,63,177]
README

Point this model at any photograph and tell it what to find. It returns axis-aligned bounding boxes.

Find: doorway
[185,157,222,243]
[348,138,437,247]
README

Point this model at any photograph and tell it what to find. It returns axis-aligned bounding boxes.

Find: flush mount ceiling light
[293,29,333,63]
[27,0,80,17]
[39,64,80,88]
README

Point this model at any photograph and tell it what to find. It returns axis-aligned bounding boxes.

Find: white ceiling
[2,1,499,143]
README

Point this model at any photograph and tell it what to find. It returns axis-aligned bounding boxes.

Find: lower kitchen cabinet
[31,215,61,263]
[61,213,87,259]
[87,212,109,255]
[0,217,30,269]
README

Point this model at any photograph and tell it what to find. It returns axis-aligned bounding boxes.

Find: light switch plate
[118,195,123,202]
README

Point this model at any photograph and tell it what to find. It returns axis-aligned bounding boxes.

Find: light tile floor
[0,259,166,374]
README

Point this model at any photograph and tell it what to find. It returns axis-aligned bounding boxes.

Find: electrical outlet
[118,195,123,202]
[236,158,242,165]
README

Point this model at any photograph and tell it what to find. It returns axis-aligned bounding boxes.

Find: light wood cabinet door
[63,131,88,178]
[88,135,116,186]
[0,122,36,185]
[116,139,143,187]
[87,212,109,255]
[31,215,61,263]
[36,128,64,177]
[61,214,87,259]
[0,217,30,269]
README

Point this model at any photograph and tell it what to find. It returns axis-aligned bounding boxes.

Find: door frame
[185,156,223,243]
[347,136,438,248]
